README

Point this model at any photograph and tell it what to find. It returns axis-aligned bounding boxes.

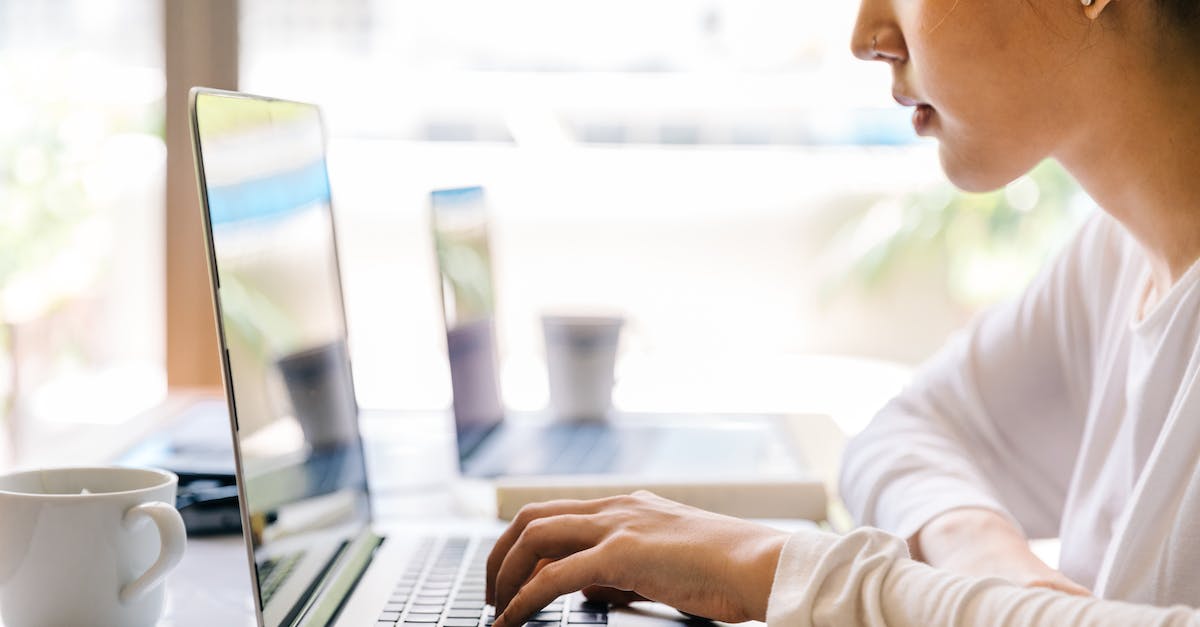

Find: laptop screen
[430,187,505,459]
[192,90,372,625]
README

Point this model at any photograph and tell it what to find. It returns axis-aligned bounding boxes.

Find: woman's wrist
[736,528,791,622]
[917,507,1026,566]
[913,508,1074,588]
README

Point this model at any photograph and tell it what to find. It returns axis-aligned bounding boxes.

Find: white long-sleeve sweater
[765,211,1200,623]
[767,528,1199,626]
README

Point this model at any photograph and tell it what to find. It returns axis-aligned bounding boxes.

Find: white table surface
[2,403,848,626]
[159,535,257,627]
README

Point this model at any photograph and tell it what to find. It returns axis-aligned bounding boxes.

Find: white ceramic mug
[542,313,625,421]
[0,466,187,627]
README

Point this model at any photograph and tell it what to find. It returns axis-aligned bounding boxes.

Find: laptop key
[402,616,440,624]
[568,611,608,624]
[378,612,402,622]
[571,598,608,611]
[443,619,482,627]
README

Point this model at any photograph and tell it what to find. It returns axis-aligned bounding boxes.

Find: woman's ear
[1083,0,1118,20]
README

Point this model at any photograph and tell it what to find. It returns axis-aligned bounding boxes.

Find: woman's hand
[913,507,1091,597]
[485,491,789,627]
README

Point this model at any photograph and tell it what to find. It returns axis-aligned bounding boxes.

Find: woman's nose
[850,3,907,63]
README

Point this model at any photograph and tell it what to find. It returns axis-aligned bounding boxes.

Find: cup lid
[540,308,626,327]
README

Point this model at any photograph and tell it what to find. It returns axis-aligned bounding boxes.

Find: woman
[485,0,1200,623]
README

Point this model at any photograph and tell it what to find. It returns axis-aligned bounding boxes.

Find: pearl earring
[1081,0,1094,5]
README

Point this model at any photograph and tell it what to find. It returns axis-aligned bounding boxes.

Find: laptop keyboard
[542,424,624,475]
[257,550,306,606]
[489,424,649,477]
[376,537,608,626]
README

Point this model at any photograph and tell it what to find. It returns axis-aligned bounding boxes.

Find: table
[157,407,849,626]
[160,535,256,627]
[1,394,853,627]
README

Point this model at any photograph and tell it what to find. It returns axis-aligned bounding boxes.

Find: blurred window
[239,1,1087,425]
[0,0,165,438]
[242,0,910,146]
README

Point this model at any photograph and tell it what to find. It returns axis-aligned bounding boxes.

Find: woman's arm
[771,527,1196,627]
[912,507,1089,595]
[484,493,1195,627]
[840,215,1115,583]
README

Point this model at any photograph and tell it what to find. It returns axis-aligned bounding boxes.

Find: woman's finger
[486,497,621,603]
[581,585,647,606]
[493,514,606,612]
[494,547,612,627]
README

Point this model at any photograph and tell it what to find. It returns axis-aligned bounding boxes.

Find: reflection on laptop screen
[192,91,371,626]
[430,187,504,457]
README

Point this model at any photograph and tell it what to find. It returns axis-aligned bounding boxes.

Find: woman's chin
[938,145,1025,194]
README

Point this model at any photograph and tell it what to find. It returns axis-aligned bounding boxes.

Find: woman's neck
[1055,32,1200,295]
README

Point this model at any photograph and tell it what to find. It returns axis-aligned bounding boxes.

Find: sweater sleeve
[838,214,1114,539]
[766,528,1198,627]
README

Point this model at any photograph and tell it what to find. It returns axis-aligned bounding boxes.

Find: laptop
[190,87,752,627]
[428,186,803,479]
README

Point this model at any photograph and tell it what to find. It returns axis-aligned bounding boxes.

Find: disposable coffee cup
[0,466,187,627]
[542,313,625,421]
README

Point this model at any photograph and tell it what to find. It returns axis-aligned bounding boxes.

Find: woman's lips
[913,103,935,135]
[893,92,937,135]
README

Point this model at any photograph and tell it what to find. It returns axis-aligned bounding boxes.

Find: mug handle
[119,502,188,604]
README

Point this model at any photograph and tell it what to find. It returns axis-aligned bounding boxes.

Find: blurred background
[0,0,1094,469]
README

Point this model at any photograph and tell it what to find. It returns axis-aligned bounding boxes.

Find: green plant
[0,54,163,433]
[833,160,1091,308]
[0,54,161,322]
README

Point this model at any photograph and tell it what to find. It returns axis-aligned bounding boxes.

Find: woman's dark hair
[1159,0,1199,29]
